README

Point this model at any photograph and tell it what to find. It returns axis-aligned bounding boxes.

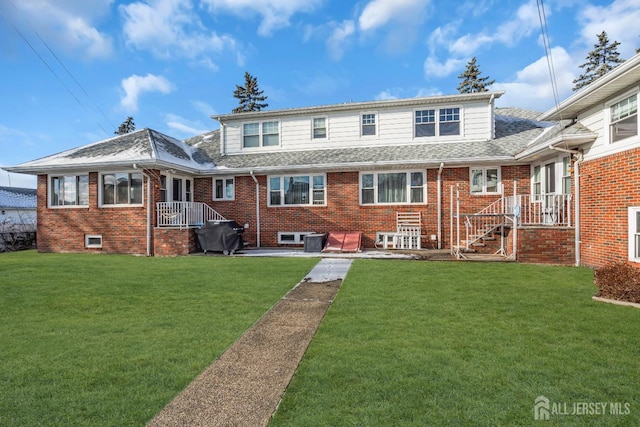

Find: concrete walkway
[147,258,353,427]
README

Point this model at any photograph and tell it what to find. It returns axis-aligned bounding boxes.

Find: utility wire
[3,0,113,136]
[536,0,563,121]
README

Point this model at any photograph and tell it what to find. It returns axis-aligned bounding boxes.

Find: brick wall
[579,147,640,268]
[154,228,196,256]
[516,226,575,264]
[36,172,153,255]
[197,165,531,249]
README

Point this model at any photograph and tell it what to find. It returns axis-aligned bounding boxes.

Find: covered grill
[195,220,244,255]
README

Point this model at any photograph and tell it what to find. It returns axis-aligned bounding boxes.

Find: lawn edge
[592,296,640,309]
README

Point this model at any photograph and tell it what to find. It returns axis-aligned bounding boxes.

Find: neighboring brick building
[5,54,640,267]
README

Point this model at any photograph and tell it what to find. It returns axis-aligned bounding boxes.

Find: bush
[594,262,640,303]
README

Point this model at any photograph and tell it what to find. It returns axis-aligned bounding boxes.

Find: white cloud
[192,101,217,118]
[327,20,355,61]
[358,0,430,32]
[449,0,540,56]
[1,0,113,59]
[423,56,466,78]
[165,114,210,137]
[201,0,323,36]
[120,74,174,113]
[120,0,238,60]
[494,47,575,112]
[578,0,640,59]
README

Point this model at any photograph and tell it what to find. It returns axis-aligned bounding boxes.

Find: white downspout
[437,162,445,249]
[574,153,582,266]
[250,171,261,248]
[134,164,152,256]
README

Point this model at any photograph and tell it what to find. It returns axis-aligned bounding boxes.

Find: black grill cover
[195,220,244,254]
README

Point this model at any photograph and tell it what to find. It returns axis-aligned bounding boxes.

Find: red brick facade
[579,147,640,268]
[35,164,582,262]
[198,165,532,249]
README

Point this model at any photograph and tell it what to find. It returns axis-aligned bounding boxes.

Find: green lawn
[0,251,318,426]
[271,260,640,426]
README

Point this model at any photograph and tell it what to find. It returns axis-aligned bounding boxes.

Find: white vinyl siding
[221,101,487,153]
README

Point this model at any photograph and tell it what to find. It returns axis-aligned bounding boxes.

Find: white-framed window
[278,231,314,244]
[360,171,426,205]
[243,121,280,148]
[85,234,102,248]
[169,176,194,202]
[629,207,640,262]
[100,172,143,206]
[214,177,235,200]
[533,165,542,201]
[312,117,327,139]
[268,174,326,206]
[160,175,167,202]
[470,168,500,194]
[415,107,461,138]
[562,156,572,195]
[49,174,89,207]
[610,93,638,143]
[361,113,377,136]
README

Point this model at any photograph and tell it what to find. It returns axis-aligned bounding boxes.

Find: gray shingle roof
[185,108,552,172]
[7,129,215,173]
[0,186,36,209]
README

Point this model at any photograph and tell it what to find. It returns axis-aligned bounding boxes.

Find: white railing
[505,194,572,226]
[156,202,226,228]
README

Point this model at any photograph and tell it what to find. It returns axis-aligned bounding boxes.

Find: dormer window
[415,107,461,137]
[243,121,280,148]
[361,113,376,136]
[610,94,637,143]
[312,117,327,139]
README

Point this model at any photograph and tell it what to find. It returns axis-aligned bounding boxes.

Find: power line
[3,0,114,136]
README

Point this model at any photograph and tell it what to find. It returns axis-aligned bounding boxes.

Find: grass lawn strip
[271,260,640,426]
[0,251,318,426]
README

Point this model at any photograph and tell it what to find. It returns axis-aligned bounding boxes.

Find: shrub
[594,262,640,303]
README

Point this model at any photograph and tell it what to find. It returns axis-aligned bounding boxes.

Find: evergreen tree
[114,116,135,135]
[457,57,495,94]
[572,31,625,91]
[232,71,268,113]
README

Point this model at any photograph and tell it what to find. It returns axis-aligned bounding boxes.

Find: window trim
[213,177,235,201]
[98,171,144,208]
[628,207,640,263]
[606,88,639,145]
[267,173,327,207]
[277,231,315,245]
[48,173,89,208]
[312,116,328,140]
[359,170,427,205]
[242,121,281,149]
[85,234,103,248]
[414,106,462,139]
[361,112,378,137]
[469,167,501,195]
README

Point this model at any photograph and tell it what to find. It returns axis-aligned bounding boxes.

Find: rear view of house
[5,52,640,268]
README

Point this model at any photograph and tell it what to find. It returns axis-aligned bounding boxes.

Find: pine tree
[572,31,625,91]
[232,71,268,113]
[457,57,495,94]
[114,116,135,135]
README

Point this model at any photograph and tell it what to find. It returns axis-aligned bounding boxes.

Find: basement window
[278,232,314,245]
[85,234,103,248]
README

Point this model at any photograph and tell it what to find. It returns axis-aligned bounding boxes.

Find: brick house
[5,53,639,266]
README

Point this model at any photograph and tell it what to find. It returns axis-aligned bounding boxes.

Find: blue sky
[1,0,639,188]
